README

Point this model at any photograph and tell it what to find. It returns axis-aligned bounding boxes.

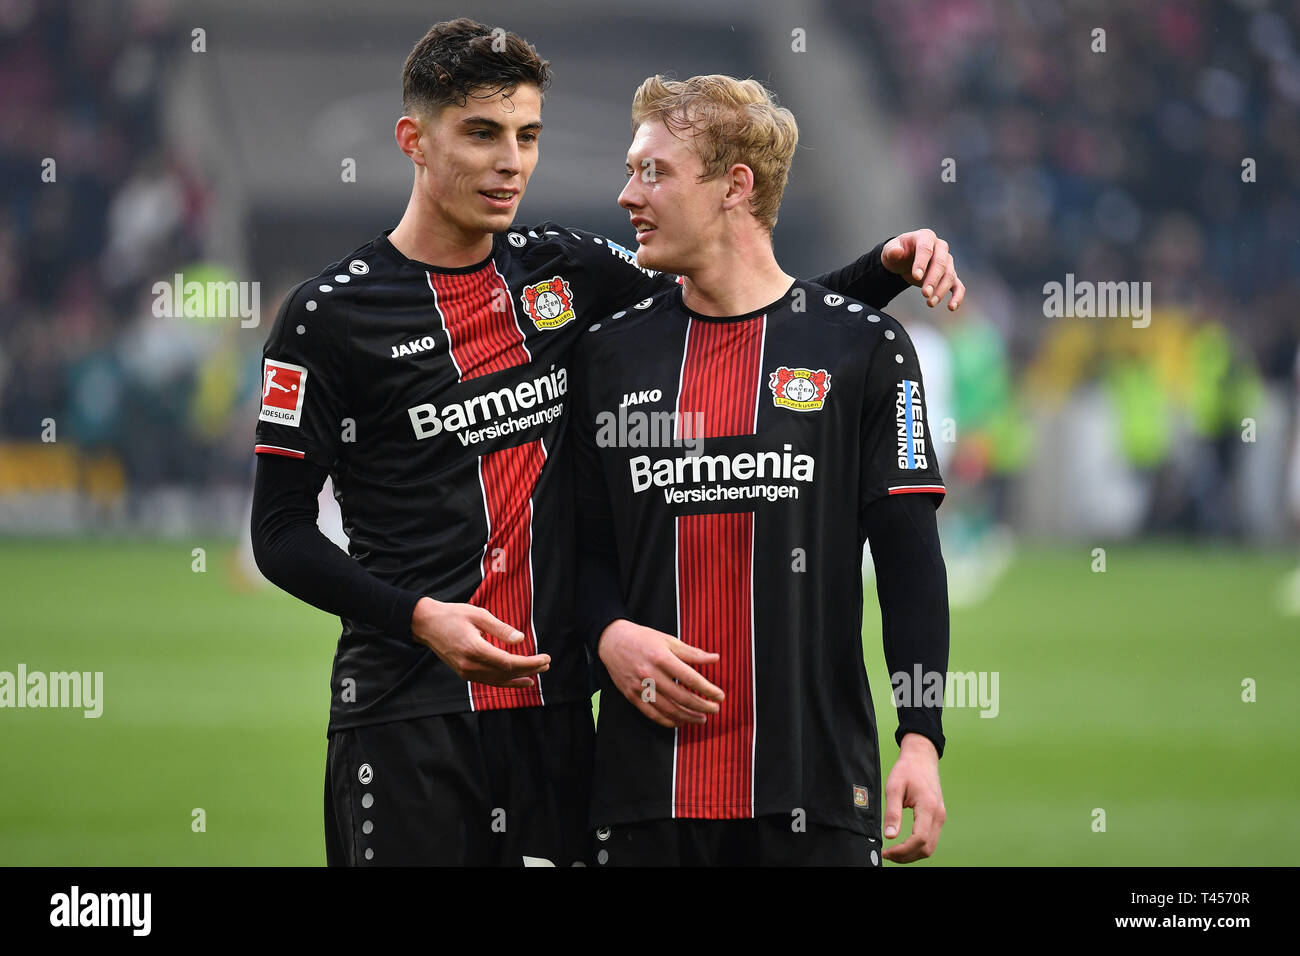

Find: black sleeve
[807,238,909,311]
[858,315,947,504]
[861,492,949,758]
[575,524,629,654]
[570,337,632,652]
[251,454,423,639]
[254,280,349,469]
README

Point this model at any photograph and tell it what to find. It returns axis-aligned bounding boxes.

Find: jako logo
[619,388,662,407]
[391,335,436,358]
[50,886,151,936]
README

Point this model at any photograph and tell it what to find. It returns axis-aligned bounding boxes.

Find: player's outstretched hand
[410,597,549,688]
[881,732,946,863]
[881,229,966,311]
[598,619,724,729]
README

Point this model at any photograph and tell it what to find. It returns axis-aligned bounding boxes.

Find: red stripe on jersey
[468,439,546,711]
[674,511,755,818]
[429,263,544,710]
[429,266,531,382]
[675,317,765,437]
[888,485,946,496]
[670,314,766,817]
[254,444,305,459]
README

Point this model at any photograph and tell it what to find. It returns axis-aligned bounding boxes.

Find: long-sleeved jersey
[253,224,907,732]
[573,279,947,835]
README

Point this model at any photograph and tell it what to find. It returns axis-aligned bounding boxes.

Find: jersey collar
[374,228,500,275]
[676,279,800,323]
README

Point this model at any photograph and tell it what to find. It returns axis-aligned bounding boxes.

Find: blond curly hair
[631,74,799,231]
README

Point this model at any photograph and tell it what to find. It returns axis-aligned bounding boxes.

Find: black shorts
[324,700,595,866]
[591,815,882,867]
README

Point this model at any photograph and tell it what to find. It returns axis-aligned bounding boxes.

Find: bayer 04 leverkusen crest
[520,276,576,330]
[769,366,831,412]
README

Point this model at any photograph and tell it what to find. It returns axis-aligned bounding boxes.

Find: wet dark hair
[402,18,551,117]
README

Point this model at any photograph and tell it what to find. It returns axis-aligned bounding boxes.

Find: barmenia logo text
[630,444,816,504]
[408,365,566,447]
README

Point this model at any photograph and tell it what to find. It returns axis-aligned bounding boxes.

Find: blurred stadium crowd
[0,1,260,532]
[838,0,1300,544]
[1,0,1297,550]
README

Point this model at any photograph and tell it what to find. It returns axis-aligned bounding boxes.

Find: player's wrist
[411,596,440,631]
[597,617,632,646]
[899,731,939,759]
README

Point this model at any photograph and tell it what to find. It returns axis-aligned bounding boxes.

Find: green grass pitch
[0,539,1296,865]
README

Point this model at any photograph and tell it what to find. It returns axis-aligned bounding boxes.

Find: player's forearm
[574,511,631,654]
[863,492,950,758]
[251,455,423,639]
[571,359,632,653]
[808,238,909,310]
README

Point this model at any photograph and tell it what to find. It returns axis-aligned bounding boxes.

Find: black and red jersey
[255,225,668,729]
[254,225,907,733]
[572,280,945,835]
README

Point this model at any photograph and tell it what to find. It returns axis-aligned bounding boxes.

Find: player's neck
[388,188,494,268]
[680,231,793,318]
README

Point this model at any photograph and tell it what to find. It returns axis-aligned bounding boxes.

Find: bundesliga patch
[259,359,308,427]
[769,367,831,412]
[853,786,869,809]
[895,379,929,470]
[520,276,575,330]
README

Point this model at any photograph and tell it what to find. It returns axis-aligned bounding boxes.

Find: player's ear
[720,163,754,212]
[395,116,426,166]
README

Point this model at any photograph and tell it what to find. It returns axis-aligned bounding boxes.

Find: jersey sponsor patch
[259,359,308,427]
[895,378,928,469]
[769,367,831,412]
[520,276,575,330]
